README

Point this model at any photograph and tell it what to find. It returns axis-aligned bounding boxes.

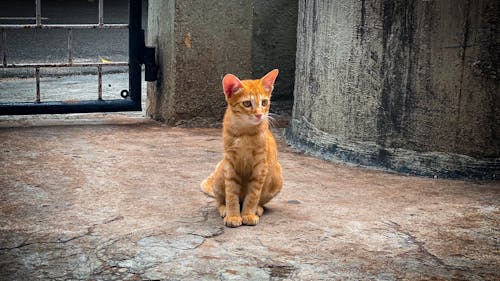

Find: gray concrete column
[146,0,253,126]
[286,0,499,179]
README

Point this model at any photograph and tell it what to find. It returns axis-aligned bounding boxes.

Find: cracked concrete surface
[0,114,499,280]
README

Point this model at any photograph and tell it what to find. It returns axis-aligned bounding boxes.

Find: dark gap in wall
[251,0,298,126]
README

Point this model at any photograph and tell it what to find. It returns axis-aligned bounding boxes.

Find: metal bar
[2,30,6,67]
[35,0,41,26]
[0,17,48,21]
[67,29,73,64]
[0,24,128,30]
[97,65,103,100]
[129,0,142,107]
[0,99,141,115]
[35,67,41,102]
[98,0,104,26]
[0,62,128,68]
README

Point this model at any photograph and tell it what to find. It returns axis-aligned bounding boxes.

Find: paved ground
[0,113,499,280]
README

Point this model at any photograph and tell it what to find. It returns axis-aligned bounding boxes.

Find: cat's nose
[255,114,263,120]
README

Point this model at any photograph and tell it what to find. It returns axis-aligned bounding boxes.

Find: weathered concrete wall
[286,0,500,179]
[146,0,253,126]
[252,0,298,99]
[146,1,297,125]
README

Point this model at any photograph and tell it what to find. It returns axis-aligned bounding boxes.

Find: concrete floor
[0,113,499,281]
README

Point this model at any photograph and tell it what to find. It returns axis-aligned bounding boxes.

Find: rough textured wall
[147,0,253,126]
[147,0,297,125]
[146,0,175,123]
[286,0,500,179]
[252,0,298,100]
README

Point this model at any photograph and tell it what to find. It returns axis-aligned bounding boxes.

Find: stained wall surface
[146,0,297,126]
[146,0,253,126]
[286,0,500,179]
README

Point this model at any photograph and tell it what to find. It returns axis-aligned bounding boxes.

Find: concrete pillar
[286,0,500,179]
[146,0,253,126]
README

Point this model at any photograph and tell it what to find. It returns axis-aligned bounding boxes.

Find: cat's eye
[262,99,269,106]
[242,101,252,108]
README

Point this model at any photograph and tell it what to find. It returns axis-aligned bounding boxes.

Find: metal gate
[0,0,156,115]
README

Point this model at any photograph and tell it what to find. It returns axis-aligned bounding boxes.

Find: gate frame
[0,0,155,115]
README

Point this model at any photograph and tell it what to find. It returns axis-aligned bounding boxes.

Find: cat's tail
[201,160,224,197]
[200,177,215,197]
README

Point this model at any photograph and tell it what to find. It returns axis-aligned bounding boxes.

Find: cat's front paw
[242,214,259,226]
[224,216,242,227]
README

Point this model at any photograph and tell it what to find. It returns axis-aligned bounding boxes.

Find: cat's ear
[261,69,279,93]
[222,74,243,99]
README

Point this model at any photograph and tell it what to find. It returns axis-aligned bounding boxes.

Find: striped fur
[201,69,283,227]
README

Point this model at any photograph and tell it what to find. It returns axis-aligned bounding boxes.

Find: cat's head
[222,69,279,126]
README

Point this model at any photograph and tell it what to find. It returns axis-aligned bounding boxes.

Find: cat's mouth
[235,113,267,127]
[253,114,266,124]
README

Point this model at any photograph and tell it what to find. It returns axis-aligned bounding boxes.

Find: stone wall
[285,0,500,179]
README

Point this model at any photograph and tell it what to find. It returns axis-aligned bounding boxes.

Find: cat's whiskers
[267,113,279,129]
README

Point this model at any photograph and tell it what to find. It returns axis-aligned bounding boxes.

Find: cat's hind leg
[259,162,283,207]
[201,160,227,218]
[257,205,264,216]
[200,160,224,197]
[212,161,227,218]
[217,205,226,218]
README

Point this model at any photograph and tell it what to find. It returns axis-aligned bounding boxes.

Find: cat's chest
[226,136,265,168]
[230,136,261,155]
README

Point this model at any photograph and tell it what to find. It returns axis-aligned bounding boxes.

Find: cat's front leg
[241,165,268,226]
[223,163,243,227]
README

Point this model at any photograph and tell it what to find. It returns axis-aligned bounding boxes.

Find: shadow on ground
[0,114,499,280]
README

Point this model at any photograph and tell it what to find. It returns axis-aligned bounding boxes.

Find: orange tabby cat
[201,69,283,227]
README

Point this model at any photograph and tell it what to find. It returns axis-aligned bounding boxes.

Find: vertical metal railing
[0,0,145,115]
[1,30,6,67]
[35,0,41,27]
[35,67,40,102]
[67,29,73,64]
